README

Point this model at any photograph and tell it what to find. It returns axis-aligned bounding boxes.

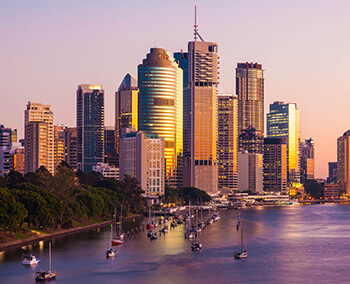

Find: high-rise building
[115,73,138,165]
[337,130,350,196]
[119,128,165,197]
[64,127,77,169]
[181,12,219,194]
[217,94,238,192]
[267,101,300,183]
[328,162,337,182]
[263,138,287,193]
[300,138,315,182]
[24,102,54,174]
[10,147,25,175]
[238,151,263,193]
[0,125,17,146]
[54,125,66,170]
[236,62,264,135]
[138,48,183,188]
[104,126,117,166]
[77,84,104,173]
[239,126,264,154]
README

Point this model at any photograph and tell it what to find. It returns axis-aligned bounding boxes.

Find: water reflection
[1,204,350,283]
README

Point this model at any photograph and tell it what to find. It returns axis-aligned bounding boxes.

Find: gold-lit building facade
[236,62,264,135]
[138,48,183,188]
[24,102,54,174]
[337,130,350,196]
[267,101,300,183]
[217,94,238,192]
[182,41,219,194]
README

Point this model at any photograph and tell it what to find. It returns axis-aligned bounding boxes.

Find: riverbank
[0,214,143,252]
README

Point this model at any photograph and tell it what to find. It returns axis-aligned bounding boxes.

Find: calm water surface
[1,204,350,283]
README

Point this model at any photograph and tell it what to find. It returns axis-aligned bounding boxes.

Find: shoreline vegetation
[0,214,143,252]
[0,162,212,252]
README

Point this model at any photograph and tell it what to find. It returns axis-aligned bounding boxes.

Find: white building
[92,162,119,179]
[119,128,165,197]
[238,151,263,193]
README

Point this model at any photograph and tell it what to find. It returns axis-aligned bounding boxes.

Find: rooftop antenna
[194,4,205,42]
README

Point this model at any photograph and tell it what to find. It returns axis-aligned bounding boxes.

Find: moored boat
[35,242,57,281]
[22,255,40,266]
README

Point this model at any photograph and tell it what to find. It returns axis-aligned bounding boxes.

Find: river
[1,203,350,283]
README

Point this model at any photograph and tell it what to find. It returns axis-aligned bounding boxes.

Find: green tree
[119,175,145,214]
[303,179,324,198]
[0,188,26,232]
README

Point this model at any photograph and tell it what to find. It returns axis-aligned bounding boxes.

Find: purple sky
[1,0,350,178]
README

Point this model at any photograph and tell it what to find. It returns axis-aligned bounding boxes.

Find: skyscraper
[54,125,65,169]
[182,9,219,194]
[24,102,54,174]
[138,48,183,187]
[300,138,315,182]
[217,94,238,192]
[104,126,117,166]
[267,101,300,183]
[263,137,287,193]
[236,62,264,135]
[76,84,104,173]
[64,127,77,169]
[115,73,138,165]
[337,130,350,196]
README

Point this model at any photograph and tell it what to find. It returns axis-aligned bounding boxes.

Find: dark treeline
[162,186,211,205]
[0,162,144,233]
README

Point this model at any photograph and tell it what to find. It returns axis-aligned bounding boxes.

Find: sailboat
[146,207,154,230]
[112,206,124,245]
[107,223,118,257]
[234,217,248,259]
[35,242,57,281]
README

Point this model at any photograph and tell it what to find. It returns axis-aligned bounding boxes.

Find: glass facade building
[267,101,300,182]
[337,130,350,196]
[76,84,104,173]
[115,73,138,166]
[181,41,219,194]
[217,94,238,192]
[138,48,183,187]
[236,62,264,135]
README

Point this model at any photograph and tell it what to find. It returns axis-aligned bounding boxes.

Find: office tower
[263,138,287,193]
[239,126,264,154]
[104,126,117,166]
[10,147,25,175]
[267,101,300,183]
[217,94,238,192]
[300,138,315,182]
[138,48,183,188]
[64,127,77,169]
[181,10,219,194]
[238,151,263,193]
[337,130,350,196]
[174,51,188,88]
[77,84,104,173]
[115,73,138,165]
[119,128,165,197]
[54,125,66,170]
[0,125,17,146]
[24,102,54,174]
[236,62,264,135]
[328,162,337,182]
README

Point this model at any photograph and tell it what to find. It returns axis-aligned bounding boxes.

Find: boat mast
[120,205,123,235]
[49,242,52,273]
[241,220,244,253]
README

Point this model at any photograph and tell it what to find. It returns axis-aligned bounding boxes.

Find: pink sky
[1,0,350,178]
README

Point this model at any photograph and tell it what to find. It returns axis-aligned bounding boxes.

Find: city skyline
[2,1,350,178]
